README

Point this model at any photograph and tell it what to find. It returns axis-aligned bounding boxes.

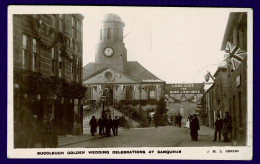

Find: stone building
[83,14,165,106]
[203,12,248,145]
[220,12,248,146]
[203,64,230,129]
[13,14,85,145]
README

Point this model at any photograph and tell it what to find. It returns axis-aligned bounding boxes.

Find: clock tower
[95,13,127,72]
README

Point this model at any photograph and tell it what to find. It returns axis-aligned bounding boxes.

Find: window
[58,49,63,78]
[76,58,80,82]
[149,91,155,99]
[76,20,81,40]
[238,92,242,128]
[58,14,64,32]
[22,34,29,70]
[107,27,111,40]
[71,61,73,80]
[115,28,119,41]
[31,38,39,72]
[72,17,75,39]
[74,99,80,124]
[77,20,80,31]
[51,48,56,76]
[125,86,133,100]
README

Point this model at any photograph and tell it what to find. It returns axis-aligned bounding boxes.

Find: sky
[82,7,230,83]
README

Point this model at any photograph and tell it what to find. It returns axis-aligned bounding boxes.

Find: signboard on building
[164,83,204,94]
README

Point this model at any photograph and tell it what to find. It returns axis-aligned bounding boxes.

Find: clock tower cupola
[95,13,127,72]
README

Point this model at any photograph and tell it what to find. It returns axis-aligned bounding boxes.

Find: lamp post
[101,93,106,118]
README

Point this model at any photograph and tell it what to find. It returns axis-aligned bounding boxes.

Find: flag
[225,42,247,70]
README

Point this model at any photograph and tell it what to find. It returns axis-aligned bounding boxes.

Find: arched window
[107,27,111,40]
[115,27,119,41]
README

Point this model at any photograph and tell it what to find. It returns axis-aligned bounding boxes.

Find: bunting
[115,85,119,92]
[93,86,97,93]
[133,86,136,91]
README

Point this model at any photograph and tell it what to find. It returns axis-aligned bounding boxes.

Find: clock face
[104,47,114,57]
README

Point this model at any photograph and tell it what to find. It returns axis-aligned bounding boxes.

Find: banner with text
[165,83,204,94]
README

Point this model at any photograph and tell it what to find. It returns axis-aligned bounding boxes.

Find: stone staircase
[83,106,140,128]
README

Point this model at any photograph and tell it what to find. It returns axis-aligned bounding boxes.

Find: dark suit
[89,118,97,136]
[178,115,182,127]
[190,117,200,141]
[112,119,120,136]
[214,118,223,141]
[98,118,104,135]
[106,118,112,137]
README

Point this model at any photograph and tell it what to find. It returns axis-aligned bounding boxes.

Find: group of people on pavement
[214,112,232,142]
[89,115,120,137]
[183,112,232,142]
[170,113,182,127]
[15,104,58,148]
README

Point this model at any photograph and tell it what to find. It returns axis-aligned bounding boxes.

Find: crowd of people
[169,113,182,127]
[169,111,232,143]
[183,112,232,142]
[89,115,120,137]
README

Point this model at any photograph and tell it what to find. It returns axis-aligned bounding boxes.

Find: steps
[83,106,140,128]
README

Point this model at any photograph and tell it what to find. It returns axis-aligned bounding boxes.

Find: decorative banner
[115,85,119,92]
[93,86,97,93]
[165,83,204,94]
[156,85,160,91]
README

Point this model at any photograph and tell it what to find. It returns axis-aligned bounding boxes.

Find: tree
[154,96,168,126]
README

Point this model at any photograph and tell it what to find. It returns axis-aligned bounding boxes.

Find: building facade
[203,12,247,146]
[204,66,230,129]
[221,12,248,146]
[83,14,165,106]
[13,14,85,148]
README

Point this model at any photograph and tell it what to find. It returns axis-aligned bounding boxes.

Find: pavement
[58,125,233,147]
[179,125,233,147]
[58,128,106,147]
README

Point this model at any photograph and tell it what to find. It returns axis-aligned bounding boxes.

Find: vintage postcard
[7,6,253,160]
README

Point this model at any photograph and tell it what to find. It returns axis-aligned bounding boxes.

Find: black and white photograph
[7,6,253,160]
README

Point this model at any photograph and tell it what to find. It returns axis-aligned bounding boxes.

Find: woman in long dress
[185,115,192,128]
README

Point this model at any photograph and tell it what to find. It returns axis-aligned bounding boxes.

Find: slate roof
[83,61,164,83]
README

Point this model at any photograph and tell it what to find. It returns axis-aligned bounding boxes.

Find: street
[59,126,233,148]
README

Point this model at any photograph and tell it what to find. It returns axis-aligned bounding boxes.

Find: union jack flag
[224,42,247,70]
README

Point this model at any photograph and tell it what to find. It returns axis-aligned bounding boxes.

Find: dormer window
[107,27,111,40]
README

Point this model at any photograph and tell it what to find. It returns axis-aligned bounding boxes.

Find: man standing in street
[190,114,200,141]
[222,112,232,142]
[89,116,97,136]
[106,116,112,137]
[177,113,182,127]
[112,116,120,136]
[214,114,223,141]
[174,114,177,126]
[98,117,103,135]
[170,113,174,126]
